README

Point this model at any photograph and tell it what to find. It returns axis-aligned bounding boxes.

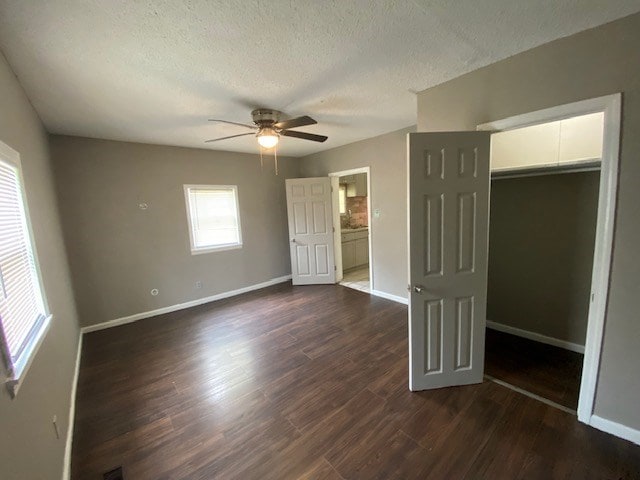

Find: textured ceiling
[1,1,639,157]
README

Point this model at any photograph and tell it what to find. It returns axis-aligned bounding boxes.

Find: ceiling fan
[205,109,328,149]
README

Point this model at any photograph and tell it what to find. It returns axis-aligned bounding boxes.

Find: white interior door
[286,178,336,285]
[408,131,491,390]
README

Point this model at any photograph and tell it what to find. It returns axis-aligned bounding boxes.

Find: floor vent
[103,466,123,480]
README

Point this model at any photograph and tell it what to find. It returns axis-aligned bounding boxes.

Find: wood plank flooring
[72,283,640,479]
[485,328,583,410]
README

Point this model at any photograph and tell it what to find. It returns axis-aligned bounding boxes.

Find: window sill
[5,314,52,398]
[191,244,243,255]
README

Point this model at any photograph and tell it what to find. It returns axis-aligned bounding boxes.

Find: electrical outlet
[195,281,202,289]
[150,288,159,296]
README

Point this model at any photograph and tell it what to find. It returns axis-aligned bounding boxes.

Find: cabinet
[491,122,560,171]
[342,240,356,270]
[558,112,604,164]
[354,238,369,266]
[342,173,368,197]
[491,112,603,172]
[341,229,369,270]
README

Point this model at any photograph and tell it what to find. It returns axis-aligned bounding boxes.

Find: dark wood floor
[485,328,583,410]
[72,283,640,479]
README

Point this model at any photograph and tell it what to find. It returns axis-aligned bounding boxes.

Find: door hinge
[407,284,411,292]
[333,226,335,232]
[334,265,337,271]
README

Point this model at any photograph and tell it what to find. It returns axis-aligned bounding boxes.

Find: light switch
[373,208,381,218]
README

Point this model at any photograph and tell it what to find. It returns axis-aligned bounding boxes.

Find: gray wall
[488,172,600,346]
[417,13,640,430]
[300,126,415,300]
[51,135,299,327]
[0,53,80,479]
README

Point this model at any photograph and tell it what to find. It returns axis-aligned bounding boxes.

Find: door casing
[328,167,373,289]
[477,93,622,424]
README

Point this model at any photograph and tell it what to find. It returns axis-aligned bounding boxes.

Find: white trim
[81,275,292,333]
[0,139,20,163]
[370,289,408,305]
[486,320,584,354]
[579,94,621,423]
[589,415,640,446]
[0,140,53,396]
[329,176,343,281]
[191,244,243,255]
[477,94,621,425]
[6,315,52,397]
[477,96,615,131]
[328,167,370,177]
[62,334,82,480]
[328,167,373,292]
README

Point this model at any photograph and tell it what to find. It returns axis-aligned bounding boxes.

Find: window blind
[186,186,242,251]
[0,157,47,376]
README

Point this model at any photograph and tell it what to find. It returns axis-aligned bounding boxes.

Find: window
[0,141,51,396]
[184,185,242,254]
[339,184,347,214]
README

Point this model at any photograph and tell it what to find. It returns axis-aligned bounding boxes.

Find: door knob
[413,285,425,293]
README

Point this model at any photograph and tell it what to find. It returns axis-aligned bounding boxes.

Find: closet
[484,112,603,410]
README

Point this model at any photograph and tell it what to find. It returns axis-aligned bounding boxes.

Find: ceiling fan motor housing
[252,109,281,127]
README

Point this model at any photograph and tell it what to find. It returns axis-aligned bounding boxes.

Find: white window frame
[183,184,243,255]
[0,140,52,398]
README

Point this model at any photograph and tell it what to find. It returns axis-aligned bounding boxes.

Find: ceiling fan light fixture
[257,127,279,149]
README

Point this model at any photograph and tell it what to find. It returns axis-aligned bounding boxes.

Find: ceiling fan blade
[204,132,255,143]
[208,119,257,129]
[280,130,328,143]
[274,115,317,130]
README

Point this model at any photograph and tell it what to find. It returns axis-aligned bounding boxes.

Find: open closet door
[408,132,491,391]
[286,178,336,285]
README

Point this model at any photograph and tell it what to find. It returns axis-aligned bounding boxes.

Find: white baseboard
[81,275,292,334]
[590,415,640,446]
[486,320,585,354]
[62,333,82,480]
[370,289,409,305]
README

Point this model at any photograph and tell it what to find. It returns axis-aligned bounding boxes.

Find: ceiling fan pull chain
[259,146,264,171]
[274,146,279,176]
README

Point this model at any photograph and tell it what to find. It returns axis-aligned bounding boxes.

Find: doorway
[483,113,602,411]
[329,167,372,294]
[478,94,621,421]
[406,94,620,431]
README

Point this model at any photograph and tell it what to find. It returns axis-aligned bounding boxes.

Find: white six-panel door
[408,132,491,390]
[286,178,336,285]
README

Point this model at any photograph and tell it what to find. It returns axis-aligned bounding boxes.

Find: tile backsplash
[343,196,368,228]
